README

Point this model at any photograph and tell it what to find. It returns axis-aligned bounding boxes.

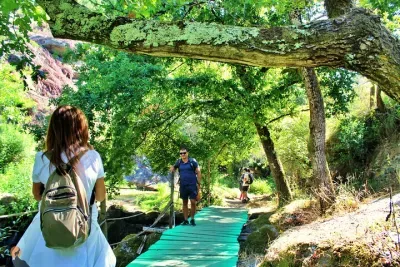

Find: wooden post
[169,172,174,229]
[207,160,211,206]
[100,199,107,239]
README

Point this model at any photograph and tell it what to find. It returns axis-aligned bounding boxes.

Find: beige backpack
[40,150,92,249]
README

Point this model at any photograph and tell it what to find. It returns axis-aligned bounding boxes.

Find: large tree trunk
[325,0,354,18]
[376,85,386,112]
[370,84,376,109]
[36,0,400,101]
[290,9,335,212]
[302,68,335,213]
[255,123,291,203]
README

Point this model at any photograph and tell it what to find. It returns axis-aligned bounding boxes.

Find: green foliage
[58,45,263,195]
[133,183,170,211]
[329,104,400,176]
[0,62,37,215]
[0,124,30,172]
[272,113,312,188]
[250,178,275,195]
[0,158,37,214]
[0,0,46,63]
[318,67,357,117]
[0,125,36,214]
[0,63,35,125]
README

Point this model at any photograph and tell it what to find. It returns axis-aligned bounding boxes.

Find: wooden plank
[127,206,248,267]
[159,237,239,243]
[142,227,167,233]
[128,258,238,267]
[149,246,239,251]
[142,249,238,256]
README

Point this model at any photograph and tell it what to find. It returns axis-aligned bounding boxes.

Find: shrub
[250,178,275,195]
[0,124,33,173]
[0,159,37,215]
[0,124,37,214]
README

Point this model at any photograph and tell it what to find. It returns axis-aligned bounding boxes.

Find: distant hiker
[11,105,116,267]
[170,146,202,226]
[241,167,254,203]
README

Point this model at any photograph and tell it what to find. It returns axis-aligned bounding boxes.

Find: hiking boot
[182,220,189,225]
[190,219,196,226]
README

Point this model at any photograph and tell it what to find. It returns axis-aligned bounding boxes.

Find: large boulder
[0,193,16,212]
[243,224,279,254]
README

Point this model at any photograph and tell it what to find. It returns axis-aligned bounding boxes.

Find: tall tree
[35,0,400,101]
[290,7,335,212]
[235,65,292,203]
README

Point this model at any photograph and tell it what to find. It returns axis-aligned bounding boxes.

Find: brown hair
[44,105,92,167]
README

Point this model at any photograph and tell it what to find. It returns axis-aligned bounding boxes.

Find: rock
[107,220,143,245]
[248,211,274,221]
[0,193,16,209]
[247,214,273,231]
[30,35,74,56]
[243,224,279,254]
[113,232,161,267]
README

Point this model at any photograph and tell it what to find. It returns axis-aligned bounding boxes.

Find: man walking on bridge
[170,146,202,226]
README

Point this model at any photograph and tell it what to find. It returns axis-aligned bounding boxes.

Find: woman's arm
[32,182,43,201]
[95,178,106,202]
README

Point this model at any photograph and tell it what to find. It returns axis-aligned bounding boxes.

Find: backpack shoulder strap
[188,158,196,172]
[68,149,89,165]
[43,149,89,166]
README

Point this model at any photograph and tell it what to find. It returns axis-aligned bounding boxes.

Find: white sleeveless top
[15,149,116,267]
[32,149,104,218]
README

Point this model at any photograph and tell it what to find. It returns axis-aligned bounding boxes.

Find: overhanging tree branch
[36,0,400,101]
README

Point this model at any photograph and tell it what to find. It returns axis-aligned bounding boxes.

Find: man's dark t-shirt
[174,159,198,185]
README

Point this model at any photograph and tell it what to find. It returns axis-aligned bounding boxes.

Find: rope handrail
[99,211,145,227]
[0,210,38,219]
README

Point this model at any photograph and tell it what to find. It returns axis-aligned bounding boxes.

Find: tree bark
[376,85,386,112]
[325,0,354,18]
[255,123,291,203]
[36,0,400,102]
[289,10,335,212]
[370,84,376,109]
[302,68,335,213]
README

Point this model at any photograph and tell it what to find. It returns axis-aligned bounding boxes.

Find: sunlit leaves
[0,0,46,58]
[318,67,356,117]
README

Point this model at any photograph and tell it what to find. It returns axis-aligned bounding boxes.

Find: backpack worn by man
[241,172,254,186]
[174,158,197,174]
[40,150,93,249]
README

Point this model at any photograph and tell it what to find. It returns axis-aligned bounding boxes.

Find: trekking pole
[169,171,174,229]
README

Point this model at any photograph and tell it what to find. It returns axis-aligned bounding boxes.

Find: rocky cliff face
[7,25,78,111]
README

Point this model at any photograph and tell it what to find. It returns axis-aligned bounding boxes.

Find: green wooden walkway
[127,206,248,267]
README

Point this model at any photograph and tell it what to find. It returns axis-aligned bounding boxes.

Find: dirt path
[266,193,398,261]
[223,194,277,214]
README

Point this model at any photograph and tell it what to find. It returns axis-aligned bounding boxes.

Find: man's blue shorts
[180,184,198,200]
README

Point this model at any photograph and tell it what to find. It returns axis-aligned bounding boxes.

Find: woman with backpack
[11,106,116,267]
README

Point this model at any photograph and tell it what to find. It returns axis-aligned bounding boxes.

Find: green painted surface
[126,206,248,267]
